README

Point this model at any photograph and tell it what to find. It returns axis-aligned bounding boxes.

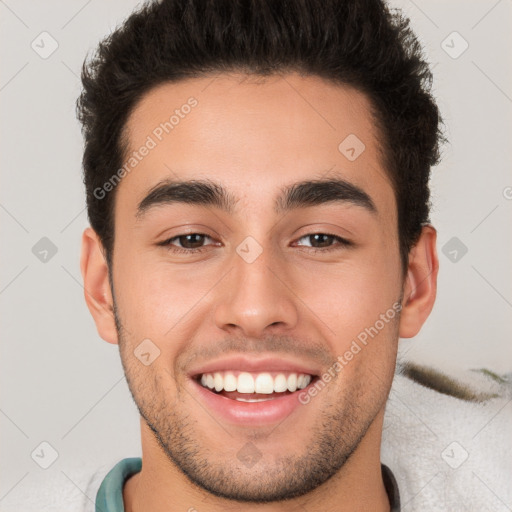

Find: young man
[76,0,467,510]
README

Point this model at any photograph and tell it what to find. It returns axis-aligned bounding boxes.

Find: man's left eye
[293,233,352,252]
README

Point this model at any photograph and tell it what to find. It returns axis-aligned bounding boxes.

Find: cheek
[293,254,400,343]
[113,252,217,340]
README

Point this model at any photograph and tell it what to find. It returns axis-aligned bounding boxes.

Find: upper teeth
[200,371,312,394]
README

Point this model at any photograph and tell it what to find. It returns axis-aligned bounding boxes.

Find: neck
[123,412,390,512]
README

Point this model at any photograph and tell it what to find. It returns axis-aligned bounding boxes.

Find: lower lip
[190,378,313,426]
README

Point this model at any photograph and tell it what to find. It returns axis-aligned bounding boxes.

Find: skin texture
[81,72,439,512]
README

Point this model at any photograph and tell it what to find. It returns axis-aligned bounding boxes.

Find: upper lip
[188,355,321,378]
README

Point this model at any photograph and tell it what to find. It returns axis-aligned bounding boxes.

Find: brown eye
[307,234,335,248]
[175,234,208,249]
[158,233,216,254]
[295,233,351,251]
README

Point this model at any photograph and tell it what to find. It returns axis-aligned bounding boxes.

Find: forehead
[118,72,394,218]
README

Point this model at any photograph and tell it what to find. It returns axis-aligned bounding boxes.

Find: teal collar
[95,457,142,512]
[96,458,400,511]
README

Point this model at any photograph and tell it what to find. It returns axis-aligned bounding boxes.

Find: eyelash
[157,232,353,254]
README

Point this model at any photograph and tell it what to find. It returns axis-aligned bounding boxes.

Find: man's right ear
[80,227,119,345]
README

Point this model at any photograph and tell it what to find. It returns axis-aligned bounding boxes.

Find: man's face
[111,73,403,501]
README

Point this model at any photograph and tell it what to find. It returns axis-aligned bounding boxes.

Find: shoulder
[0,463,112,512]
[382,362,512,511]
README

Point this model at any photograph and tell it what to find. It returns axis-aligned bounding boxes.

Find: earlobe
[80,227,119,345]
[398,225,439,338]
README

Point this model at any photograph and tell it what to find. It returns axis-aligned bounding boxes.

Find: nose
[214,242,299,338]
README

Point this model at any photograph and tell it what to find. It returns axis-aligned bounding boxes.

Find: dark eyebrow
[136,179,238,219]
[136,177,377,220]
[276,178,377,215]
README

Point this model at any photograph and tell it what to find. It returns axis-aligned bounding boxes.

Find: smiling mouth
[194,370,318,402]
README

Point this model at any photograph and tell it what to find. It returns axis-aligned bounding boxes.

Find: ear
[80,227,119,345]
[399,225,439,338]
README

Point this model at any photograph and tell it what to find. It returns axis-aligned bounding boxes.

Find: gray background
[1,0,511,504]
